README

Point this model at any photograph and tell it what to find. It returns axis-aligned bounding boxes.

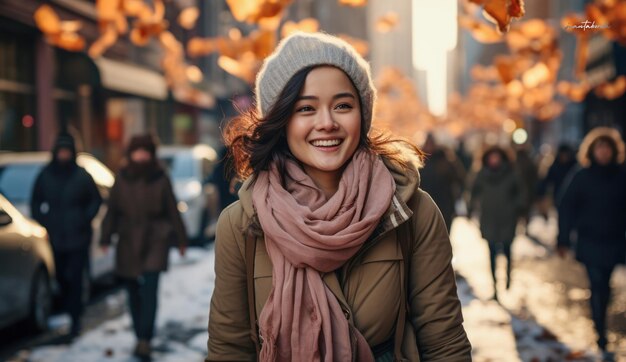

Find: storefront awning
[94,58,168,100]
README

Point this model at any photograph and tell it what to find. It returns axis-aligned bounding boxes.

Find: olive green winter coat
[207,154,472,361]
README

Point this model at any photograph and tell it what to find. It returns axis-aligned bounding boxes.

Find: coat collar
[238,150,421,235]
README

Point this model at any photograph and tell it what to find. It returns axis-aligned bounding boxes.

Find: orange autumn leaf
[34,5,62,35]
[160,31,183,55]
[494,55,516,84]
[506,19,556,54]
[96,0,122,22]
[88,23,118,58]
[186,65,203,83]
[376,12,399,33]
[218,52,259,84]
[258,11,284,31]
[509,0,525,18]
[574,34,589,80]
[481,0,526,33]
[281,18,320,38]
[557,80,590,102]
[250,29,277,58]
[123,0,148,17]
[49,32,85,52]
[339,0,367,7]
[34,5,86,52]
[459,15,504,43]
[470,65,500,81]
[521,62,550,88]
[226,0,291,24]
[59,20,82,33]
[178,7,200,30]
[595,76,626,100]
[114,13,128,34]
[585,3,608,25]
[534,101,563,121]
[152,0,165,22]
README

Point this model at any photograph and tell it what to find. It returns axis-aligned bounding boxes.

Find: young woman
[101,134,187,359]
[207,32,471,361]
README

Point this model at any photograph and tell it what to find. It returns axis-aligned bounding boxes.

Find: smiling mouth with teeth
[311,139,343,147]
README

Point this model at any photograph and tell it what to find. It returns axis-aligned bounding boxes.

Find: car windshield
[0,163,43,204]
[159,154,195,179]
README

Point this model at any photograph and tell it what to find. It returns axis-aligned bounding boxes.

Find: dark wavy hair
[224,66,423,186]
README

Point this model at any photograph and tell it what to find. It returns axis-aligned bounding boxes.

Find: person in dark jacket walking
[421,133,466,231]
[468,146,524,300]
[537,143,577,210]
[101,134,187,360]
[513,145,538,224]
[557,127,626,360]
[30,132,102,338]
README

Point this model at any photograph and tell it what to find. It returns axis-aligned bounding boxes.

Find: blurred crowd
[419,126,626,361]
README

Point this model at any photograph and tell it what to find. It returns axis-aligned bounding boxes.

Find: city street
[1,0,625,361]
[1,216,625,362]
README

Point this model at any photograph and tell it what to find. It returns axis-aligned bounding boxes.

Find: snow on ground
[451,217,601,362]
[25,247,215,362]
[17,216,622,361]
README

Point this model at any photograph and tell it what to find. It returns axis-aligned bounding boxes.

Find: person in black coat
[537,143,577,208]
[557,127,626,358]
[420,133,466,232]
[30,133,102,338]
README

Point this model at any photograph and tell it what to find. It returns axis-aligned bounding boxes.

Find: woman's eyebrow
[332,92,356,100]
[296,93,356,101]
[297,95,318,101]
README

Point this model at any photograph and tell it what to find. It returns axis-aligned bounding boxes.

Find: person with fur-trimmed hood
[101,134,188,360]
[557,127,626,359]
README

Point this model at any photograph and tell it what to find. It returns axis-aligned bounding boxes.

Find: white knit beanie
[255,32,376,133]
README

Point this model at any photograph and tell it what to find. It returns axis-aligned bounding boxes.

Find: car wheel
[29,267,52,332]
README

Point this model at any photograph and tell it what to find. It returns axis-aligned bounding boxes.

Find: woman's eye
[296,105,314,113]
[335,103,353,110]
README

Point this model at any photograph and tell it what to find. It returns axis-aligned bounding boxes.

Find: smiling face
[286,66,362,183]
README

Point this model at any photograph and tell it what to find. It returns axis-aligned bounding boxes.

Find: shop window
[0,92,37,151]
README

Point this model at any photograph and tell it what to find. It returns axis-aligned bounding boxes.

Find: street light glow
[512,128,529,144]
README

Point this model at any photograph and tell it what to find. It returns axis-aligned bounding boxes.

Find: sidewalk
[9,217,626,362]
[11,248,214,362]
[451,216,625,362]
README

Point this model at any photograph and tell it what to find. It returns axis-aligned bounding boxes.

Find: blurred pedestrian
[30,132,102,339]
[513,144,538,225]
[210,146,239,211]
[557,127,626,360]
[536,143,577,213]
[101,134,188,360]
[421,133,466,231]
[468,145,524,299]
[207,32,471,361]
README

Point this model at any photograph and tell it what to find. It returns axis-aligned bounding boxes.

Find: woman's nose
[315,109,338,131]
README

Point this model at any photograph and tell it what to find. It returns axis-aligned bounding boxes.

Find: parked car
[157,145,221,242]
[0,152,116,302]
[0,193,54,331]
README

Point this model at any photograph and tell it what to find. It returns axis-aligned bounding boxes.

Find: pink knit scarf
[252,149,395,361]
